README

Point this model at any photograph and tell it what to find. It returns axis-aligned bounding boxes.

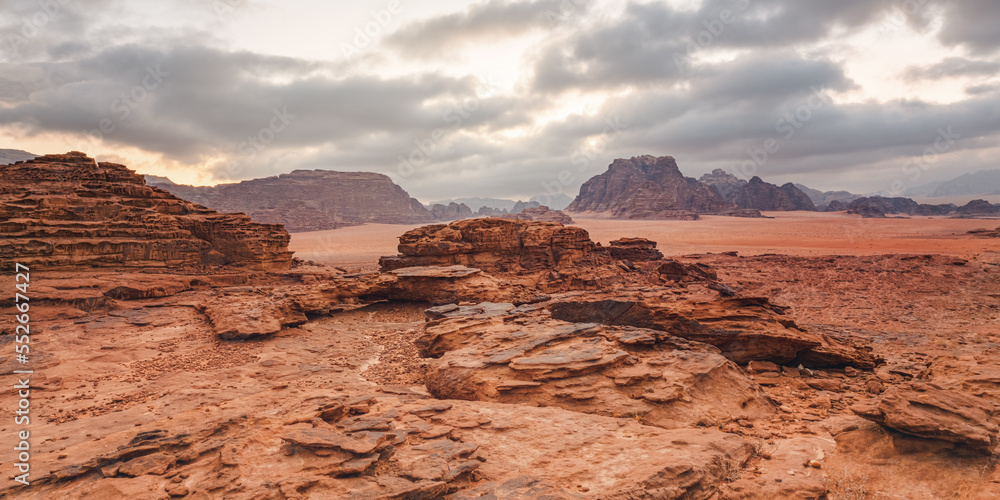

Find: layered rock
[147,170,435,231]
[430,202,473,221]
[548,294,877,368]
[378,218,596,274]
[700,171,816,211]
[605,237,663,261]
[567,155,763,219]
[0,152,293,271]
[853,384,1000,452]
[419,302,777,429]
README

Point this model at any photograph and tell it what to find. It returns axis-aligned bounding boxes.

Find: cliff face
[700,171,815,211]
[147,170,435,232]
[1,152,292,271]
[567,156,753,219]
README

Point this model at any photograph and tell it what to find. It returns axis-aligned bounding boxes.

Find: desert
[5,2,1000,499]
[2,153,1000,499]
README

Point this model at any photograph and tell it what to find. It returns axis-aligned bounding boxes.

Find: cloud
[904,57,1000,80]
[384,0,589,57]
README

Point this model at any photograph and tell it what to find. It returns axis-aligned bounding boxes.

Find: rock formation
[502,205,575,224]
[969,226,1000,238]
[700,171,816,211]
[956,199,1000,217]
[379,218,596,274]
[430,202,474,221]
[1,152,293,271]
[567,156,763,219]
[932,169,1000,197]
[853,383,999,452]
[147,170,435,232]
[605,237,663,261]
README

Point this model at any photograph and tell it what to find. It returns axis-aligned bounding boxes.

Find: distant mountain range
[431,194,573,211]
[0,149,36,164]
[931,169,1000,197]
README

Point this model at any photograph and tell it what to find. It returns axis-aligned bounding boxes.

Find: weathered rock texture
[853,384,1000,452]
[147,170,435,232]
[1,152,293,271]
[379,218,597,273]
[700,170,816,211]
[567,156,763,219]
[419,302,777,429]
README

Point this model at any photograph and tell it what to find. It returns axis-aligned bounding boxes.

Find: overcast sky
[2,0,999,202]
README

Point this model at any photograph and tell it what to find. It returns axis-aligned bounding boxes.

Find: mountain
[793,184,862,207]
[0,148,36,165]
[932,169,1000,197]
[146,170,435,232]
[700,170,815,211]
[566,155,762,219]
[430,197,520,211]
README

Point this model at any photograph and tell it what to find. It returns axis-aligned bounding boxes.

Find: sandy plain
[290,212,1000,271]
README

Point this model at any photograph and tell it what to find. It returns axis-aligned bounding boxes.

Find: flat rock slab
[852,383,1000,451]
[390,265,483,278]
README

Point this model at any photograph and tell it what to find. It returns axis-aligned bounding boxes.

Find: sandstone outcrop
[379,218,597,274]
[418,302,777,429]
[547,294,877,369]
[605,237,663,261]
[147,170,436,231]
[1,152,293,271]
[853,384,1000,452]
[567,155,763,219]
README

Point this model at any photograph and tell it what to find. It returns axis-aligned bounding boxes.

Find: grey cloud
[935,0,1000,55]
[384,0,589,57]
[904,57,1000,80]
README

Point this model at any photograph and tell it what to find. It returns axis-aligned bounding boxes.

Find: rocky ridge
[1,152,293,271]
[567,156,764,220]
[700,170,816,211]
[147,170,436,232]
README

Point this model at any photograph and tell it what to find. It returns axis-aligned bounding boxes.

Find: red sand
[289,212,1000,270]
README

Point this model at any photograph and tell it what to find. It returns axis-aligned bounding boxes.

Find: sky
[1,0,999,204]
